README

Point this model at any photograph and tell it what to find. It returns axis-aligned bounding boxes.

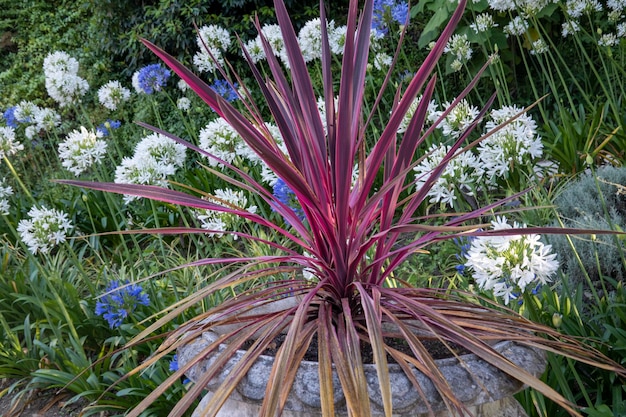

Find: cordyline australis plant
[60,0,625,416]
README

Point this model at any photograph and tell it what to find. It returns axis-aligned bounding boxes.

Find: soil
[243,333,469,363]
[0,379,91,417]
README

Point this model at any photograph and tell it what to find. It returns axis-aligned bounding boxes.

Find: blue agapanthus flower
[210,79,239,102]
[95,280,150,329]
[2,107,18,128]
[273,178,305,224]
[137,64,171,94]
[169,354,179,372]
[453,236,474,274]
[372,0,409,37]
[96,119,121,137]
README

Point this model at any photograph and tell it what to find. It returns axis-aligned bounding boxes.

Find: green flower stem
[3,156,35,203]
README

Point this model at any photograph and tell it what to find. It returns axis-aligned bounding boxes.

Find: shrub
[548,165,626,293]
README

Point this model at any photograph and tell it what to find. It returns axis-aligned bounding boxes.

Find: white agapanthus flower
[618,22,626,38]
[14,101,40,124]
[193,25,231,73]
[133,133,187,172]
[114,157,169,203]
[97,80,131,110]
[43,51,89,107]
[197,188,258,238]
[114,134,186,203]
[32,107,61,133]
[329,25,348,55]
[503,16,529,37]
[43,51,79,74]
[131,71,142,94]
[530,38,549,55]
[444,34,473,67]
[470,13,498,33]
[478,105,543,180]
[373,52,393,70]
[565,0,603,17]
[607,0,626,12]
[58,127,108,176]
[177,97,191,111]
[177,79,189,92]
[0,180,13,215]
[598,33,618,47]
[414,144,484,207]
[17,206,73,254]
[561,20,581,37]
[487,0,516,11]
[244,37,266,63]
[199,118,247,167]
[431,99,480,138]
[298,18,335,62]
[464,216,559,305]
[0,126,24,159]
[397,95,438,134]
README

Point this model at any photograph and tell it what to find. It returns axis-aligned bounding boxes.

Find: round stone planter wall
[178,331,546,417]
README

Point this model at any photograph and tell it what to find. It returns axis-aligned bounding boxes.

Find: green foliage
[82,0,336,78]
[0,0,102,106]
[547,165,626,293]
[519,279,626,417]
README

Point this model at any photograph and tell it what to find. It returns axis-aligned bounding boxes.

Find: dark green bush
[83,0,346,78]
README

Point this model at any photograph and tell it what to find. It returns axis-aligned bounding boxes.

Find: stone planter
[178,331,546,417]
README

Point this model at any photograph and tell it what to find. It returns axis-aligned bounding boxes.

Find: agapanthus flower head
[14,101,41,124]
[464,216,559,304]
[329,25,348,55]
[115,133,186,203]
[244,37,266,64]
[432,98,480,138]
[58,126,108,176]
[470,13,498,33]
[487,0,516,11]
[43,51,79,75]
[598,33,618,47]
[96,119,121,137]
[134,133,187,170]
[95,280,150,329]
[135,64,170,94]
[397,95,438,134]
[479,105,543,180]
[0,126,24,159]
[298,18,335,62]
[0,179,13,215]
[177,97,191,111]
[17,206,73,254]
[373,52,393,70]
[210,79,239,102]
[413,144,484,207]
[372,0,409,37]
[199,118,248,167]
[43,51,89,107]
[114,156,169,203]
[272,178,305,224]
[2,107,18,128]
[193,25,231,73]
[444,34,473,66]
[97,80,131,110]
[32,107,61,133]
[561,20,581,37]
[503,16,529,37]
[196,189,258,238]
[530,38,549,55]
[565,0,603,17]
